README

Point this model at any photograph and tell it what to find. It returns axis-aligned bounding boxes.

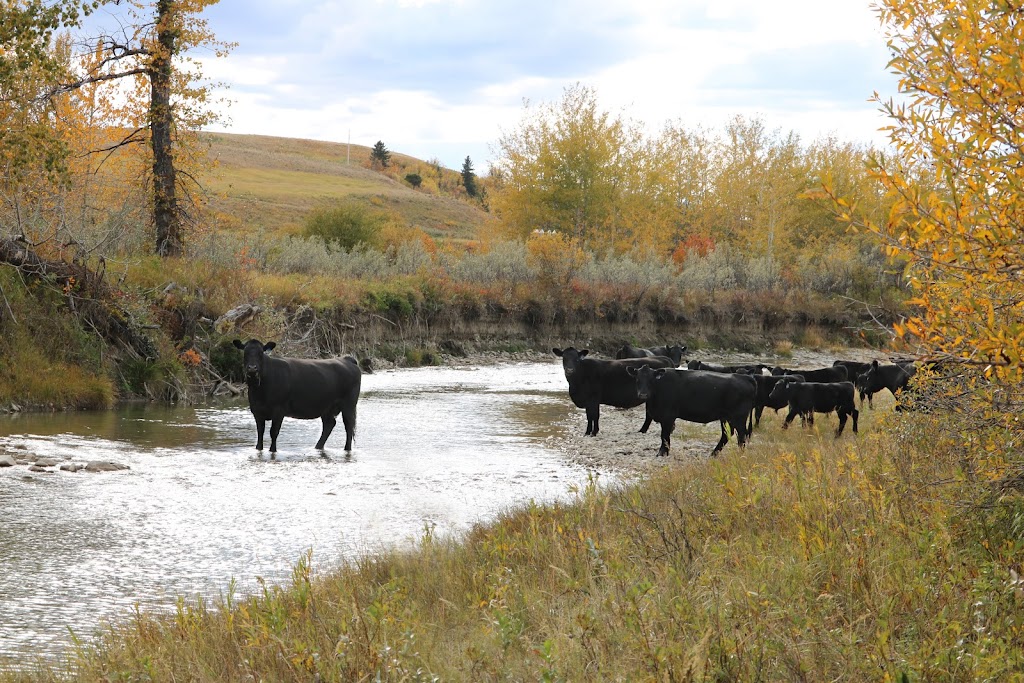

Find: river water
[0,361,599,663]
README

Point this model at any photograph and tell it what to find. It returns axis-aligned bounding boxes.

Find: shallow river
[0,361,598,663]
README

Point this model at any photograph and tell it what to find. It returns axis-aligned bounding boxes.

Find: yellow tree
[714,116,805,259]
[54,0,233,256]
[827,0,1024,467]
[842,1,1024,372]
[0,3,87,239]
[650,121,722,249]
[490,83,670,253]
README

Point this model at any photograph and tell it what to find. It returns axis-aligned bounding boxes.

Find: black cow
[687,360,726,372]
[772,365,848,384]
[740,372,805,427]
[234,339,361,453]
[627,365,756,457]
[768,377,859,437]
[690,360,771,374]
[855,360,915,407]
[553,348,676,436]
[615,343,686,366]
[833,360,877,406]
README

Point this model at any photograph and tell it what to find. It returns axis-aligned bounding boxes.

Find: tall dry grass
[5,401,1021,681]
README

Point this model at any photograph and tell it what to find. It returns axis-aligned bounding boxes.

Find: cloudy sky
[185,0,900,171]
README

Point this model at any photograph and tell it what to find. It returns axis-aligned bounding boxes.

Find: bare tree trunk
[151,0,181,257]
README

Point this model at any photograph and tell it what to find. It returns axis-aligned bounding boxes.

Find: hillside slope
[199,133,493,242]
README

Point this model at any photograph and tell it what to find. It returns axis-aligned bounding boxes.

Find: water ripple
[0,360,594,663]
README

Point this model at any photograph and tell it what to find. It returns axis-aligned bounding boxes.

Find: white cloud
[194,0,899,169]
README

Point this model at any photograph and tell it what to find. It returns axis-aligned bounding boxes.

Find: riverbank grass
[3,407,1021,681]
[0,270,115,410]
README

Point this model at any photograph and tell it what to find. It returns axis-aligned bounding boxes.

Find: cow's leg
[316,415,336,450]
[269,415,284,453]
[806,411,815,428]
[640,405,653,433]
[255,418,266,451]
[657,420,674,457]
[782,407,797,429]
[585,403,600,436]
[852,407,859,433]
[341,404,357,451]
[754,404,764,427]
[712,421,729,455]
[835,410,847,438]
[732,414,748,448]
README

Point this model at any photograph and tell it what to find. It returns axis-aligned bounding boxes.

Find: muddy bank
[271,296,893,369]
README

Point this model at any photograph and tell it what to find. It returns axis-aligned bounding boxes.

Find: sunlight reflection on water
[0,361,600,662]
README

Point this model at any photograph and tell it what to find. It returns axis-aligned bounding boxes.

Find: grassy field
[200,133,492,241]
[3,396,1019,681]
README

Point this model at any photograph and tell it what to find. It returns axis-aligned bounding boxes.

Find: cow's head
[552,347,589,379]
[768,375,800,403]
[856,360,880,393]
[664,344,687,365]
[626,364,666,400]
[233,339,277,384]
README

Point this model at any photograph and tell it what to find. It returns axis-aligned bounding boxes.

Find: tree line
[486,84,894,272]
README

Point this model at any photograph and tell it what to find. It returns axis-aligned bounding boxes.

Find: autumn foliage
[825,0,1024,483]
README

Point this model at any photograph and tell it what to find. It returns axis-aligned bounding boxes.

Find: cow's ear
[654,369,667,380]
[872,360,879,368]
[579,350,589,358]
[552,348,563,357]
[232,339,244,350]
[263,342,276,352]
[626,366,637,377]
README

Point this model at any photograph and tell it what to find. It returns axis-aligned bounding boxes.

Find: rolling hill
[198,132,493,242]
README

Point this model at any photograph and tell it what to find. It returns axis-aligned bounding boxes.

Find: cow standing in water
[234,339,361,453]
[552,347,677,436]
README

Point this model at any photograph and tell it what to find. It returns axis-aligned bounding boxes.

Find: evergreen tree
[461,155,478,197]
[370,140,391,168]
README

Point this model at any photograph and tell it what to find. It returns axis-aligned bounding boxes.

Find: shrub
[678,248,737,291]
[363,285,416,317]
[441,241,532,284]
[796,249,855,294]
[404,173,422,188]
[209,337,244,382]
[740,255,782,291]
[525,232,589,288]
[579,251,676,289]
[303,203,385,251]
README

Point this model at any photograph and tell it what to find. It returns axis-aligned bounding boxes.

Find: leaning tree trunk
[151,0,181,257]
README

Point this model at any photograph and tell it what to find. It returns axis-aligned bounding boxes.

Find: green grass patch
[0,341,114,410]
[0,268,115,410]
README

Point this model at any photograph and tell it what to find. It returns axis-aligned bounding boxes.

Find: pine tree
[461,155,478,197]
[370,140,391,168]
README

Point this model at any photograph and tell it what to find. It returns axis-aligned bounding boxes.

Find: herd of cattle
[230,337,916,458]
[553,343,918,457]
